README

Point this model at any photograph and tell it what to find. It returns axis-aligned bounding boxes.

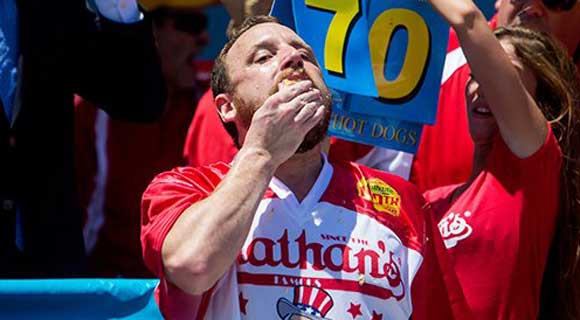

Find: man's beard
[234,74,332,154]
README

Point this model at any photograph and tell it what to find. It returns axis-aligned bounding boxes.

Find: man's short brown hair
[210,15,280,98]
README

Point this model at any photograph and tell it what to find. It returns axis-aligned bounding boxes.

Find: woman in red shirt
[424,0,580,318]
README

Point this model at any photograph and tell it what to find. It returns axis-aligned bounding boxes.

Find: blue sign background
[329,104,425,154]
[355,0,448,124]
[274,0,449,124]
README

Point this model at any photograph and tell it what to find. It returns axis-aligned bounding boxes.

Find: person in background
[496,0,580,67]
[424,0,580,316]
[0,0,165,278]
[411,0,580,192]
[414,0,580,316]
[75,6,209,277]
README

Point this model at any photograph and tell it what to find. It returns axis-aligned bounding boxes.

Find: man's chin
[295,138,323,154]
[295,120,330,154]
[295,131,325,153]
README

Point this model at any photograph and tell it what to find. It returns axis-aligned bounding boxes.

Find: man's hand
[160,80,326,295]
[242,80,327,166]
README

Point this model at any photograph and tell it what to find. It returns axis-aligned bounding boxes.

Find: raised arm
[428,0,548,157]
[159,80,326,295]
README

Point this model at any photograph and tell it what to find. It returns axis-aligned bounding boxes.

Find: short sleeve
[489,123,562,177]
[140,163,230,277]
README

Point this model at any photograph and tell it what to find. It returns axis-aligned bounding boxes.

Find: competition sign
[271,0,449,153]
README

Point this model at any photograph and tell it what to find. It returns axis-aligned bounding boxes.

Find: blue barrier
[0,279,162,319]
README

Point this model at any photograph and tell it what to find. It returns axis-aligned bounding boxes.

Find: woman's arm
[428,0,548,158]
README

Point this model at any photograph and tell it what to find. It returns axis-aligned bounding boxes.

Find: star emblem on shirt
[347,302,362,318]
[239,292,248,314]
[371,310,383,320]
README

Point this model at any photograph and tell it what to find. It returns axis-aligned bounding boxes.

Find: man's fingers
[272,80,312,104]
[286,89,321,111]
[303,105,327,128]
[294,102,319,122]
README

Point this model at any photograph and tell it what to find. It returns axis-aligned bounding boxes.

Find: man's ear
[215,93,236,123]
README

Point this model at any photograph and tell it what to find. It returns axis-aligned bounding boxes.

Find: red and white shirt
[424,127,562,319]
[142,155,433,319]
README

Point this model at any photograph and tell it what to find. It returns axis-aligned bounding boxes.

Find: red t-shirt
[424,127,562,319]
[183,89,238,167]
[141,159,449,319]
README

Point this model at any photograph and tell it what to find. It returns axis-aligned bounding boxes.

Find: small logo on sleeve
[357,178,401,217]
[438,211,473,249]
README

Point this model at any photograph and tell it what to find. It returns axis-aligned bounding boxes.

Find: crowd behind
[1,0,579,318]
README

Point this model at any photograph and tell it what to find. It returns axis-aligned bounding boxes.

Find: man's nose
[280,49,305,71]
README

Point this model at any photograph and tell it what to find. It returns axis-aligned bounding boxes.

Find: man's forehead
[229,22,307,56]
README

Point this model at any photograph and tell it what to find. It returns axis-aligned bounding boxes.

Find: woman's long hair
[495,27,580,319]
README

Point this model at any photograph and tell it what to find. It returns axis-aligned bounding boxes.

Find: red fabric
[74,95,195,277]
[411,204,473,320]
[183,89,238,167]
[192,60,214,89]
[141,163,231,278]
[410,64,473,191]
[424,127,562,319]
[327,138,374,163]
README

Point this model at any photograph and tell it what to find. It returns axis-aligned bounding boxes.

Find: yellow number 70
[305,0,360,76]
[305,0,431,101]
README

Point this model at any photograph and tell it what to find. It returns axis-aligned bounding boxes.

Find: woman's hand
[427,0,481,28]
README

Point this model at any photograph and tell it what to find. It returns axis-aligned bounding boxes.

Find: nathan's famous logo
[238,230,405,300]
[357,178,401,216]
